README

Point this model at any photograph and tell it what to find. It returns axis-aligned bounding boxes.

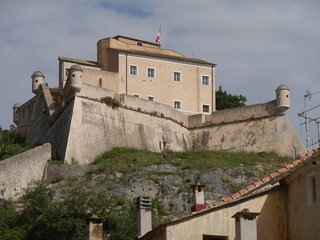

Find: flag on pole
[155,26,161,44]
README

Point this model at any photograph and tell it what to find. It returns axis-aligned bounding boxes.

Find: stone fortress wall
[0,144,51,199]
[22,82,304,165]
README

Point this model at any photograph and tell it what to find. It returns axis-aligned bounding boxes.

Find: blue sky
[1,0,320,150]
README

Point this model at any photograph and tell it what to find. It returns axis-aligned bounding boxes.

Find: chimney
[191,184,206,212]
[137,196,152,238]
[231,209,260,240]
[88,215,103,240]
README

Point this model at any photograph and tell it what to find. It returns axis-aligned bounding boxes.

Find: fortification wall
[189,101,278,128]
[0,144,51,200]
[191,114,306,158]
[64,96,191,164]
[119,94,189,126]
[207,100,278,124]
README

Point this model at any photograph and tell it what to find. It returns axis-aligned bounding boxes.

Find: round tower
[275,84,290,113]
[69,65,83,93]
[12,103,22,125]
[31,71,45,94]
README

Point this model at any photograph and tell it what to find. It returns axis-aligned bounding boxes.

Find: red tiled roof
[139,147,320,240]
[209,147,320,208]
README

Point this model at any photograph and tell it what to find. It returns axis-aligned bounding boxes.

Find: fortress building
[13,36,306,164]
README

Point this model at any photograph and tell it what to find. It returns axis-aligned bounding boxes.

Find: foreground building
[12,36,305,164]
[139,147,320,240]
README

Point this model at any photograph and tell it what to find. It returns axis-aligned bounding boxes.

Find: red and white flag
[155,26,161,44]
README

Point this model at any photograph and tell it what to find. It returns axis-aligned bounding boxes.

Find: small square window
[173,72,181,82]
[148,96,155,101]
[148,68,155,78]
[203,105,210,113]
[130,66,137,75]
[202,76,209,85]
[174,101,181,110]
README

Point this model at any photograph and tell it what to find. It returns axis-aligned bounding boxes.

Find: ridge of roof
[110,48,216,67]
[58,56,99,67]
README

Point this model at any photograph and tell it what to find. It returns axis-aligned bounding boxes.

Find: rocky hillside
[47,148,291,219]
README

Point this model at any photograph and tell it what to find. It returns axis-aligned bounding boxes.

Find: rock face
[47,163,272,217]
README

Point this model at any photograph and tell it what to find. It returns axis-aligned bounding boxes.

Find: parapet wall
[208,100,278,125]
[118,94,189,126]
[0,144,51,200]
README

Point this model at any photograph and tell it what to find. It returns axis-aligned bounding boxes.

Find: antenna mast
[298,89,320,150]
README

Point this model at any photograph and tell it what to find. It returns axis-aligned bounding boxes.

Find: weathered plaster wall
[191,114,306,158]
[286,155,320,240]
[165,194,270,240]
[64,96,191,164]
[0,144,51,200]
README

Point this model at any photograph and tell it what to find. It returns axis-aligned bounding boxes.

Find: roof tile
[277,168,288,174]
[269,172,280,179]
[239,188,248,195]
[231,192,241,199]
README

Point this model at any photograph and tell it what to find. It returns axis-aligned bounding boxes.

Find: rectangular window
[203,235,228,240]
[173,101,181,110]
[147,68,155,78]
[202,76,210,85]
[130,65,138,75]
[173,72,181,82]
[133,94,140,98]
[148,96,155,101]
[307,174,317,205]
[203,104,210,113]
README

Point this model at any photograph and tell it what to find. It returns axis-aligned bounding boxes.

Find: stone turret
[275,84,290,113]
[12,103,22,125]
[69,65,83,93]
[32,71,45,94]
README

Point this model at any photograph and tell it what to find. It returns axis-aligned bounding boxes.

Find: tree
[215,86,247,110]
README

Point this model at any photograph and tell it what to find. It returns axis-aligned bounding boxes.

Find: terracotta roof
[139,147,320,239]
[111,48,216,67]
[58,56,99,67]
[210,147,320,207]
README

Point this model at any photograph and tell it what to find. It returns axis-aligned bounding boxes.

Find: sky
[1,0,319,151]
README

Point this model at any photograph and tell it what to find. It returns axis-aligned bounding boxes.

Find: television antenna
[298,89,320,150]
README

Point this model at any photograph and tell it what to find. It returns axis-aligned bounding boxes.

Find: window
[148,96,155,101]
[203,235,228,240]
[173,72,181,82]
[173,101,181,110]
[130,65,137,75]
[307,174,317,205]
[202,76,210,85]
[133,94,140,98]
[137,42,143,46]
[203,104,210,113]
[147,68,155,78]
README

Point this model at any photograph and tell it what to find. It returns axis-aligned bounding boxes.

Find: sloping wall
[64,96,191,164]
[191,114,305,158]
[0,144,51,200]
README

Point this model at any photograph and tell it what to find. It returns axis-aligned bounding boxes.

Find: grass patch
[91,148,293,175]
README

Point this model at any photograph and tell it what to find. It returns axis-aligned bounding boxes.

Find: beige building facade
[59,36,216,114]
[139,147,320,240]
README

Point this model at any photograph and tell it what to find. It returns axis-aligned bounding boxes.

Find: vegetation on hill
[1,147,292,239]
[0,125,35,161]
[216,86,247,110]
